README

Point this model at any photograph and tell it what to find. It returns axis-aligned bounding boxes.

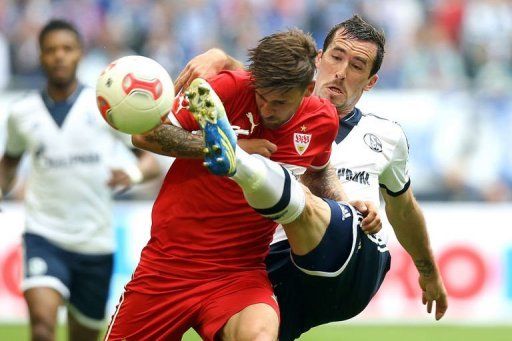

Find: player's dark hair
[248,28,317,92]
[323,15,385,77]
[39,19,82,49]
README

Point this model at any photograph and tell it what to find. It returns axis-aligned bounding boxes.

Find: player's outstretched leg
[186,78,237,176]
[186,77,305,224]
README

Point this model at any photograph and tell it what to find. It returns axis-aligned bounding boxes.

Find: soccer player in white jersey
[172,15,448,340]
[0,20,160,341]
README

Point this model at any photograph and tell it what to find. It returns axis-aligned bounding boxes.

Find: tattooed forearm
[300,165,347,201]
[414,259,434,277]
[144,124,205,158]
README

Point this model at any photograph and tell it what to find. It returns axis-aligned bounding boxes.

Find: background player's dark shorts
[22,232,113,324]
[266,200,391,341]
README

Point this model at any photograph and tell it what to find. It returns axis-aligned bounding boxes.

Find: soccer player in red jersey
[168,15,447,341]
[105,29,375,341]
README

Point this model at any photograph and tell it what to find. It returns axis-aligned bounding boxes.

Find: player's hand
[419,271,448,321]
[108,169,132,191]
[238,139,277,158]
[108,167,143,194]
[349,200,382,234]
[175,49,228,93]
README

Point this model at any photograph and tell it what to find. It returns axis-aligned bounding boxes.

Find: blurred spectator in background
[401,19,467,90]
[0,0,511,202]
[0,31,9,90]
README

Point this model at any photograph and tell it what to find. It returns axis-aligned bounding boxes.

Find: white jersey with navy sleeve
[5,86,136,254]
[330,110,410,206]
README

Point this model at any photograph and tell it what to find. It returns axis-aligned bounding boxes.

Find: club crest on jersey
[294,133,312,155]
[364,133,383,152]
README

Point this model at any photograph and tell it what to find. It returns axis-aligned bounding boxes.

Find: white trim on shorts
[366,233,389,252]
[290,203,359,278]
[67,303,106,330]
[21,275,70,299]
[104,292,125,340]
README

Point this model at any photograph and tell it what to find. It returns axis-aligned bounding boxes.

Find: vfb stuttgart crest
[294,133,312,155]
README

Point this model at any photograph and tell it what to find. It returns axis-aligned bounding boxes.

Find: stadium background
[0,0,511,339]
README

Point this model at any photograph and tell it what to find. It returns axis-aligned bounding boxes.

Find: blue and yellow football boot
[185,78,237,176]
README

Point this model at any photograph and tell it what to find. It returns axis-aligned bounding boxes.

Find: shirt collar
[341,107,362,128]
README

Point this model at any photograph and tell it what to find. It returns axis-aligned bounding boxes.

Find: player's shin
[232,148,305,224]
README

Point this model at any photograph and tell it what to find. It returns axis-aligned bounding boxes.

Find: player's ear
[364,74,378,91]
[304,82,315,97]
[315,50,323,68]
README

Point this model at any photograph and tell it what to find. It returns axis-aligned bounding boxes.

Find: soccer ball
[96,55,174,134]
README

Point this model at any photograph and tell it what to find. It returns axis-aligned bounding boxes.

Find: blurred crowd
[0,0,511,201]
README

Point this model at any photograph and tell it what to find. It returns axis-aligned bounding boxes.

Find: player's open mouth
[327,86,343,95]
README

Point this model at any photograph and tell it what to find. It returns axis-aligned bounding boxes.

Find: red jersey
[135,70,338,290]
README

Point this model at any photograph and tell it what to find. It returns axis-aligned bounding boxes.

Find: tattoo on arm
[145,125,205,158]
[414,259,434,277]
[301,166,344,201]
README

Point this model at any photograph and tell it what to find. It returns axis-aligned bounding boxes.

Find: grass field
[1,324,511,340]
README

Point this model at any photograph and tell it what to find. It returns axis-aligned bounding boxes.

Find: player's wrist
[126,165,144,184]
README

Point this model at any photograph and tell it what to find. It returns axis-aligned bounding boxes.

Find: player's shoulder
[359,111,409,152]
[215,69,251,85]
[7,91,45,123]
[71,84,95,103]
[78,84,95,97]
[360,111,405,136]
[210,70,253,100]
[9,90,42,113]
[301,95,338,123]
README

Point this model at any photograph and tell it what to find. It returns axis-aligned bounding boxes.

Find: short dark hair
[322,15,385,77]
[39,19,82,49]
[248,28,317,92]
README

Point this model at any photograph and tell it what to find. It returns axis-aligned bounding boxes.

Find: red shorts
[105,269,279,341]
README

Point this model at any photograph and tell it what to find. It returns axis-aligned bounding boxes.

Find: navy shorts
[22,233,113,327]
[266,200,391,341]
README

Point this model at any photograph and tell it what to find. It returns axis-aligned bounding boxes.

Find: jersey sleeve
[169,72,238,132]
[5,112,26,156]
[379,127,411,196]
[309,109,339,170]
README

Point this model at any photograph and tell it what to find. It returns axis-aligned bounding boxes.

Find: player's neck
[46,79,78,102]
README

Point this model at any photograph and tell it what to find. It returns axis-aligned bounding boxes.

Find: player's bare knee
[220,303,278,341]
[31,320,55,341]
[230,321,278,341]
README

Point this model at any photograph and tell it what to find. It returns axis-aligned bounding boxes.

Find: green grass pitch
[0,324,511,340]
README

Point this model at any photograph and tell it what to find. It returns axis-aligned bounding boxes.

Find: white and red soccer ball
[96,55,174,134]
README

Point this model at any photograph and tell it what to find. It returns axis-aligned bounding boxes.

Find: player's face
[314,29,378,116]
[255,86,311,130]
[40,30,82,87]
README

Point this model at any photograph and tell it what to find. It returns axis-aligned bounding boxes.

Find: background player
[0,19,160,341]
[171,14,448,340]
